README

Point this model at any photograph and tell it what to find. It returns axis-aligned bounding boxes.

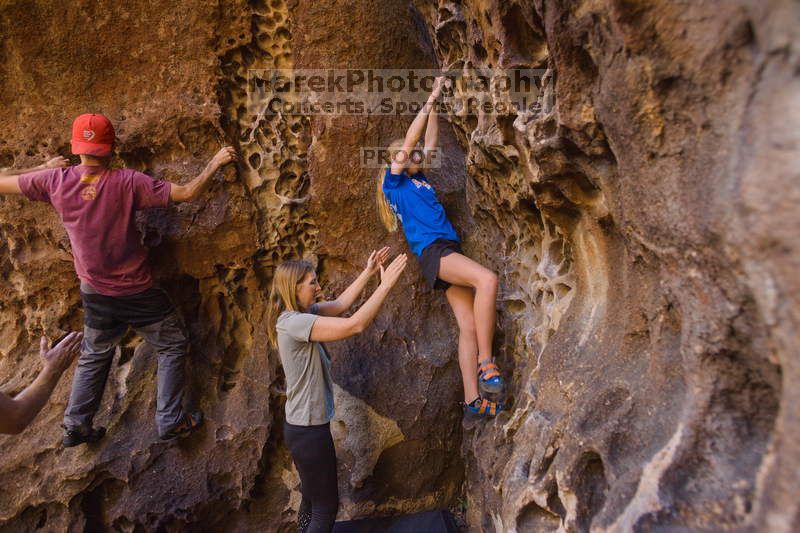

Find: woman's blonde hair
[266,260,316,347]
[375,139,407,233]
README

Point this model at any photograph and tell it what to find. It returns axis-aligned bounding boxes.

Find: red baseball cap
[71,113,115,157]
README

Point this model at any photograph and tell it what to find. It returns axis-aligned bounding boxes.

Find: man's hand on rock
[212,147,238,169]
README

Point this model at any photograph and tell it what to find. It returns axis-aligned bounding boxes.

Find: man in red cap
[0,113,237,445]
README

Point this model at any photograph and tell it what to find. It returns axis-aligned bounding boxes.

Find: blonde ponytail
[375,139,406,233]
[376,169,398,232]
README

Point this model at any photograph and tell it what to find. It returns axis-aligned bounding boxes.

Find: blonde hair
[375,139,407,233]
[266,260,316,347]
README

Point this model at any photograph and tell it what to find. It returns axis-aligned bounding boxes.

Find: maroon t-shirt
[18,165,171,297]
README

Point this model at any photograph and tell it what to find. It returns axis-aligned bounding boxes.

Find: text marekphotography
[247,68,549,116]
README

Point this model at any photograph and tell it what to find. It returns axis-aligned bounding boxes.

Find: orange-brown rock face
[0,0,798,532]
[1,1,464,531]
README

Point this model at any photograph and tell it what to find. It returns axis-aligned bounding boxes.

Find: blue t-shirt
[382,168,460,257]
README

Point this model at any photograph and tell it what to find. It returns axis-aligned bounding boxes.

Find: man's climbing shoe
[159,410,204,441]
[478,359,504,394]
[463,396,503,418]
[62,425,107,448]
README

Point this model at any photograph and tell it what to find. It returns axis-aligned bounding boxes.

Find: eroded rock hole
[499,4,547,67]
[473,41,487,62]
[517,500,561,532]
[248,151,262,170]
[574,452,608,531]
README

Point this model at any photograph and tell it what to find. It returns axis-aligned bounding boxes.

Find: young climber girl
[267,248,407,533]
[376,77,504,418]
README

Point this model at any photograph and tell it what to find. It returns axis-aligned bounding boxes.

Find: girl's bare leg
[439,253,498,364]
[445,285,480,403]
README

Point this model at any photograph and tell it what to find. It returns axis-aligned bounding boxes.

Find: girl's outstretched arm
[314,247,390,316]
[424,104,439,157]
[309,254,407,342]
[390,76,444,175]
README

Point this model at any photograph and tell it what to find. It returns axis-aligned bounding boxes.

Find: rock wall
[413,0,799,531]
[0,0,798,532]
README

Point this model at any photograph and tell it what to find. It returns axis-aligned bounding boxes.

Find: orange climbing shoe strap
[479,398,489,414]
[463,396,503,417]
[478,361,501,381]
[477,398,499,415]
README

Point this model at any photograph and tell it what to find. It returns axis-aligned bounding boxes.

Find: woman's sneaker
[478,359,504,394]
[159,410,204,441]
[63,425,106,448]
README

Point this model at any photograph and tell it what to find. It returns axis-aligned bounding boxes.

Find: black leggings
[284,421,339,533]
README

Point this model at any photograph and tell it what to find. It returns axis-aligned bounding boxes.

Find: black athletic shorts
[418,238,463,291]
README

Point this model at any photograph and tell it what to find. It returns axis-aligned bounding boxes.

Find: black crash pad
[331,509,461,533]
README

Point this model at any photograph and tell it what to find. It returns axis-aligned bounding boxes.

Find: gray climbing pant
[63,286,188,436]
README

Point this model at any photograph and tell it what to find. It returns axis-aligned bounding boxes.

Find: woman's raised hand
[379,253,408,289]
[365,246,391,276]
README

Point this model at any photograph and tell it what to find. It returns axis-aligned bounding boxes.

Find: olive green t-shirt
[276,310,334,425]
